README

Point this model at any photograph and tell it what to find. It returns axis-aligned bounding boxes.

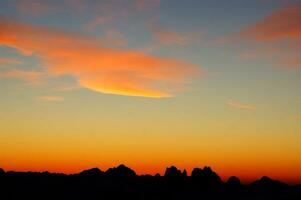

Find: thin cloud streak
[0,69,44,85]
[135,0,160,11]
[237,4,301,69]
[86,16,113,31]
[16,0,60,14]
[240,4,301,41]
[0,57,22,66]
[228,99,256,111]
[152,26,201,46]
[0,17,199,98]
[38,95,64,102]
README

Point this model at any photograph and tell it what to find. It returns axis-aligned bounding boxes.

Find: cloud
[53,85,79,92]
[38,95,64,102]
[85,0,159,31]
[240,4,301,41]
[0,17,199,98]
[0,69,44,85]
[16,0,60,14]
[152,26,201,46]
[0,57,22,66]
[239,51,259,60]
[135,0,160,11]
[237,4,301,69]
[86,16,113,31]
[103,29,127,46]
[228,99,256,111]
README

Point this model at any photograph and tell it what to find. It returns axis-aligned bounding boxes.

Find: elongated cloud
[228,99,256,111]
[0,69,43,85]
[0,17,199,98]
[237,4,301,69]
[38,95,64,102]
[17,0,59,14]
[152,26,200,46]
[241,4,301,41]
[135,0,160,10]
[0,57,22,66]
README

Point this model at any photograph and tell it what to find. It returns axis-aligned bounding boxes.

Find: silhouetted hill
[164,166,187,177]
[105,164,136,177]
[250,176,289,190]
[0,165,300,200]
[79,168,104,176]
[227,176,241,187]
[191,166,222,187]
[0,168,4,175]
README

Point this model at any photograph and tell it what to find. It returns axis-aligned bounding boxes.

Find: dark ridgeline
[0,165,300,200]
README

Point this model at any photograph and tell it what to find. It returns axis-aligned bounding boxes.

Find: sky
[0,0,301,183]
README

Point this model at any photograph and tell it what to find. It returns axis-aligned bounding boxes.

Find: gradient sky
[0,0,301,183]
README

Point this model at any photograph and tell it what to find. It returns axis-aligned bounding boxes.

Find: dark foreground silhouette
[0,165,300,200]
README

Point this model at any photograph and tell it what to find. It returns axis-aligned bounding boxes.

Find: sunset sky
[0,0,301,183]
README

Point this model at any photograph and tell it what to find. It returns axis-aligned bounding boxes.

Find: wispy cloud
[152,26,201,46]
[0,57,22,66]
[103,29,127,46]
[38,95,64,102]
[228,99,256,111]
[86,16,113,31]
[0,17,199,98]
[0,69,44,85]
[16,0,60,14]
[237,4,301,69]
[52,84,80,92]
[240,4,301,41]
[135,0,160,11]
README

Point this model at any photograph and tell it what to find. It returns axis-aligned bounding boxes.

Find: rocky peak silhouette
[79,168,104,176]
[105,164,136,177]
[0,168,4,175]
[191,166,222,186]
[227,176,241,187]
[0,165,299,199]
[251,176,288,190]
[164,166,187,177]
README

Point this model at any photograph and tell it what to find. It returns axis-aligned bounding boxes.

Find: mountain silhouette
[105,164,136,177]
[227,176,241,187]
[191,166,222,187]
[0,165,300,200]
[250,176,289,190]
[79,167,104,176]
[164,166,187,177]
[0,168,4,175]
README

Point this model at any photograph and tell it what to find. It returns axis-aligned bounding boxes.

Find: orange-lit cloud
[239,51,259,60]
[52,84,80,92]
[135,0,160,10]
[0,69,43,85]
[152,26,200,46]
[16,0,59,14]
[38,95,64,102]
[280,57,301,68]
[103,29,127,46]
[237,4,301,68]
[228,99,256,111]
[241,4,301,41]
[0,57,22,66]
[0,17,199,98]
[86,16,113,31]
